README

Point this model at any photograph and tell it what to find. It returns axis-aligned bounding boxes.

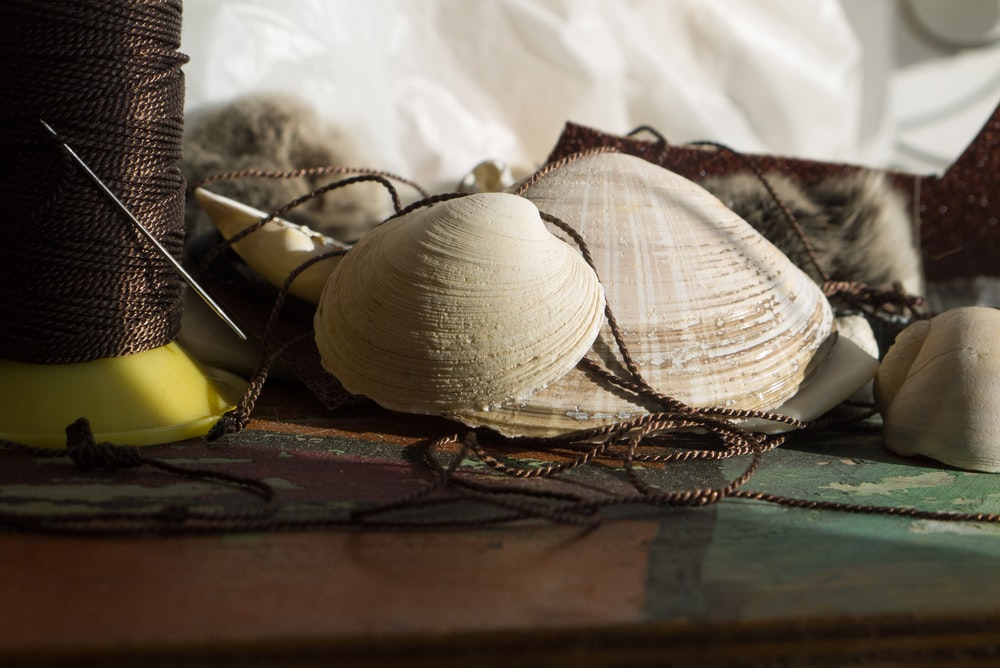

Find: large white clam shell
[875,307,1000,472]
[313,192,606,415]
[194,187,348,303]
[454,152,874,437]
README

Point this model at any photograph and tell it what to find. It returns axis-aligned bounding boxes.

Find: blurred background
[180,0,1000,191]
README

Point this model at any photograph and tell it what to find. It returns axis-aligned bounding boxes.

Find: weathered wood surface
[2,382,1000,667]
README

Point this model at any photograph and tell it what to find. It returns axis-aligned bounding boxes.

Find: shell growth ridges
[527,153,832,405]
[451,152,853,437]
[314,193,607,415]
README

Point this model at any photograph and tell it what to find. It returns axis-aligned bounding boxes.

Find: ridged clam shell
[454,152,843,436]
[314,192,606,415]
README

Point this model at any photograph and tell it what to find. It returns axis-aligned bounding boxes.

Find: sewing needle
[39,119,248,341]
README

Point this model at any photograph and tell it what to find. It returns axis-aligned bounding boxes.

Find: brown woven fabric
[0,0,188,363]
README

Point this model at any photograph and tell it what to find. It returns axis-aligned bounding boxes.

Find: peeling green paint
[821,471,957,496]
[909,519,1000,537]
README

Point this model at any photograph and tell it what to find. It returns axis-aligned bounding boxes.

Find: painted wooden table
[2,381,1000,667]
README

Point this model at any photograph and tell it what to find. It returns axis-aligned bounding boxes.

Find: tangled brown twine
[2,135,979,537]
[0,0,188,363]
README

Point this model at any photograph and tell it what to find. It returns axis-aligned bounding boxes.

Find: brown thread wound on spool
[0,0,189,363]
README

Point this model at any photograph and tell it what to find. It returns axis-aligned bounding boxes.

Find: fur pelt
[182,94,390,242]
[700,171,924,297]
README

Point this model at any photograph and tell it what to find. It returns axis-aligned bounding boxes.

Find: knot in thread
[65,418,146,471]
[822,279,925,319]
[206,408,251,442]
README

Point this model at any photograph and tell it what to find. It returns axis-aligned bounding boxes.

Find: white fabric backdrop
[181,0,873,191]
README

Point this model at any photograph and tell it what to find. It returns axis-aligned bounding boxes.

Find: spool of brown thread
[0,0,244,447]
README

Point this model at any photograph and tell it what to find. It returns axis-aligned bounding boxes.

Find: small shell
[458,159,517,193]
[875,307,1000,472]
[194,187,347,304]
[455,152,853,437]
[836,314,879,360]
[313,192,606,415]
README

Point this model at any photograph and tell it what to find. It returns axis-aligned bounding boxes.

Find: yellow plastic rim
[0,342,248,448]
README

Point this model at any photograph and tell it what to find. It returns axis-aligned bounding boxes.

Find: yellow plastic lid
[0,342,248,448]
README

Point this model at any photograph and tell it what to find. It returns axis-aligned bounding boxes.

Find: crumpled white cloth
[181,0,869,190]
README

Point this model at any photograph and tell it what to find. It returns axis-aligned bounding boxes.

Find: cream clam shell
[455,152,865,437]
[194,187,347,304]
[875,307,1000,472]
[313,192,606,415]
